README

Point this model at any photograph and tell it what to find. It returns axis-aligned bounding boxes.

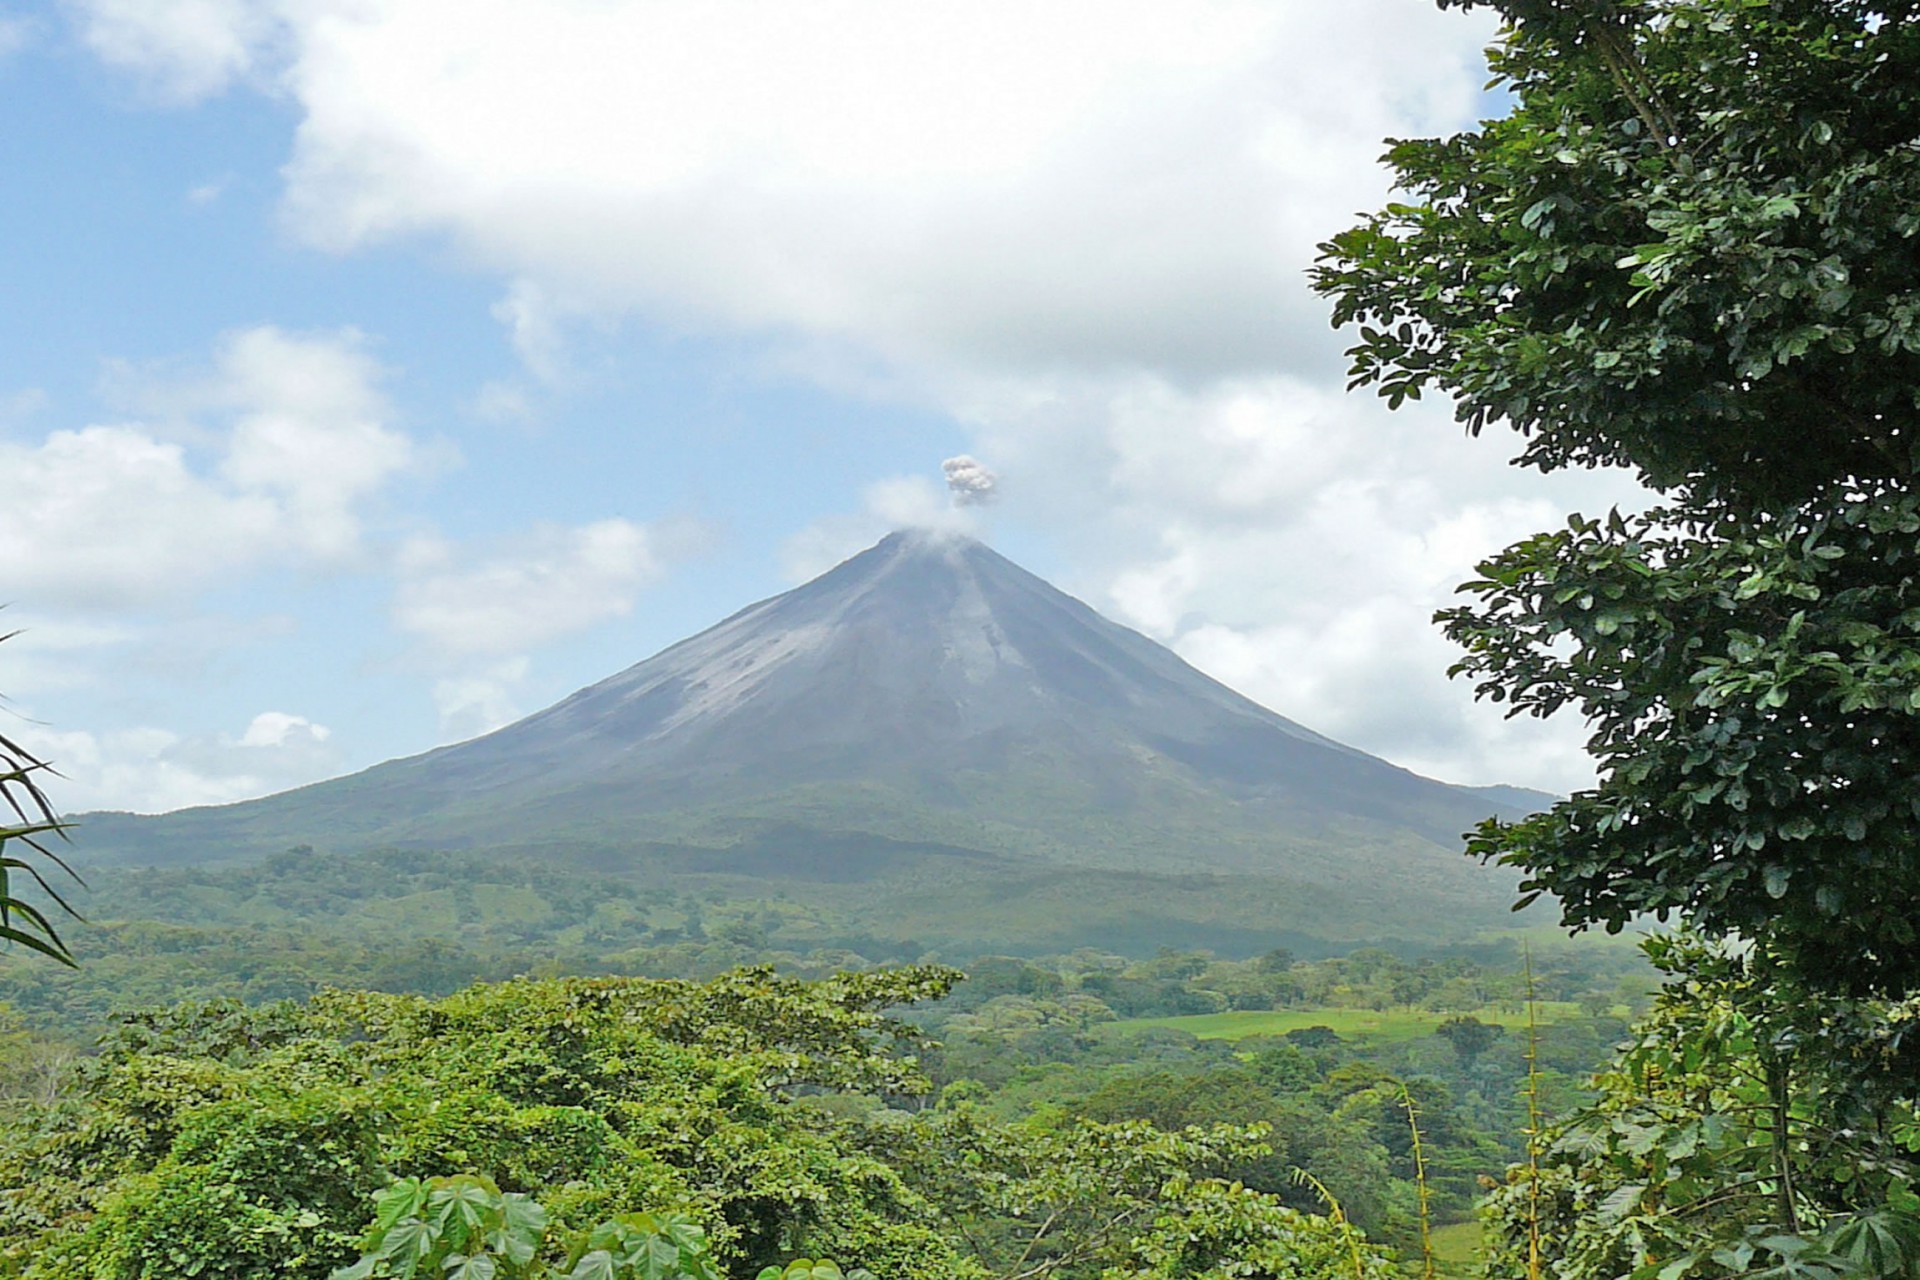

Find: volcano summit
[75,531,1546,950]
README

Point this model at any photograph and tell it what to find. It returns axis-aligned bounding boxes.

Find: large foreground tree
[1315,0,1920,998]
[1315,5,1920,1270]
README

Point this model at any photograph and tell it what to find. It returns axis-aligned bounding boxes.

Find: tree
[0,633,80,966]
[1,972,963,1279]
[1434,1015,1502,1067]
[1314,0,1920,998]
[1317,0,1920,510]
[890,1106,1393,1280]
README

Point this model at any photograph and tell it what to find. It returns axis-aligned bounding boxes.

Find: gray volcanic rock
[74,531,1540,923]
[409,531,1392,807]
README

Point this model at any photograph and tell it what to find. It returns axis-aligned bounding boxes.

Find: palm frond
[0,629,83,966]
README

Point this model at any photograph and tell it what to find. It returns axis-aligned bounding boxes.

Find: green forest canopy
[0,967,1391,1280]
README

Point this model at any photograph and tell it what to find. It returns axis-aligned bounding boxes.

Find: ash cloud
[942,455,999,506]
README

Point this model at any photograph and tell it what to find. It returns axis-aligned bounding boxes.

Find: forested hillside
[0,847,1624,1037]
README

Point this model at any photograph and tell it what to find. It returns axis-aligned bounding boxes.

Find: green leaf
[1827,1210,1920,1277]
[1598,1181,1646,1225]
[567,1251,619,1280]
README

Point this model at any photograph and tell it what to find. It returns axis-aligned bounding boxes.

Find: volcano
[73,531,1548,948]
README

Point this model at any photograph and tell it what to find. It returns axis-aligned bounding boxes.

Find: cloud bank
[78,0,1493,384]
[0,326,408,609]
[36,711,340,814]
[394,520,668,739]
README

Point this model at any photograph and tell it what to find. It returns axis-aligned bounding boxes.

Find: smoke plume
[942,455,999,506]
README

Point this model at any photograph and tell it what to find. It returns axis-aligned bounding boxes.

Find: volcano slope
[71,531,1550,953]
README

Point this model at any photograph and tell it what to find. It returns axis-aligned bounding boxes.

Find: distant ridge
[73,530,1549,949]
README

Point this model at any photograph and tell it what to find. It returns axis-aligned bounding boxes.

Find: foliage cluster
[1441,500,1920,994]
[0,930,1650,1270]
[0,967,1388,1280]
[1484,934,1920,1280]
[1321,0,1920,508]
[332,1176,733,1280]
[906,946,1643,1252]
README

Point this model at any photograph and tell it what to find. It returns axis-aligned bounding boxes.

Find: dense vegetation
[0,848,1654,1278]
[1318,0,1920,997]
[0,965,1416,1280]
[0,852,1643,1043]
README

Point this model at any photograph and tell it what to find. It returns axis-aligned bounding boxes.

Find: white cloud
[0,619,138,695]
[429,658,529,743]
[0,611,298,710]
[781,474,982,582]
[0,326,411,609]
[186,175,230,205]
[73,0,1496,385]
[0,328,417,815]
[0,426,282,608]
[394,519,661,659]
[0,13,35,62]
[75,0,282,103]
[470,380,538,427]
[238,710,328,748]
[393,520,673,739]
[489,281,568,384]
[211,327,415,558]
[0,387,47,422]
[34,710,340,814]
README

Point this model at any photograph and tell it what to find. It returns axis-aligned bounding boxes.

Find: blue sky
[0,1,1643,814]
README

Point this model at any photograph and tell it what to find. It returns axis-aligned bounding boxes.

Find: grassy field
[1428,1220,1486,1277]
[1105,1002,1584,1044]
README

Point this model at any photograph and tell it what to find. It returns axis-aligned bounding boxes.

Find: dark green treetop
[1442,496,1920,995]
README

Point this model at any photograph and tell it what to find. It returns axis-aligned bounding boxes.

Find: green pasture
[1106,1001,1582,1044]
[1427,1220,1486,1278]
